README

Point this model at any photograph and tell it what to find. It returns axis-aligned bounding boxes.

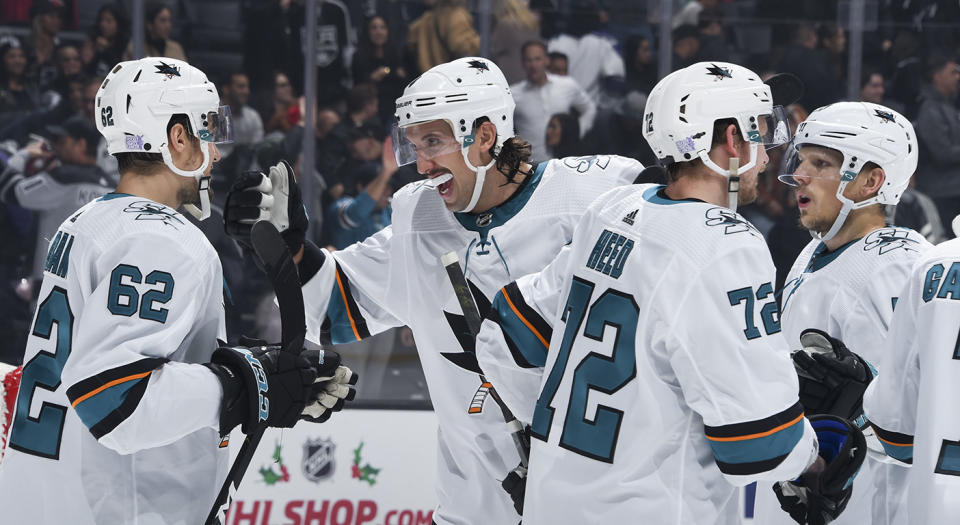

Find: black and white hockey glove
[206,343,317,436]
[791,329,875,428]
[773,414,867,525]
[502,462,527,515]
[224,159,308,256]
[301,347,359,423]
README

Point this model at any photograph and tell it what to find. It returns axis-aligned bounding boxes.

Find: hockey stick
[440,251,530,468]
[206,221,305,525]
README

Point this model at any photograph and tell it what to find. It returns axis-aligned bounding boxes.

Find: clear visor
[750,105,792,150]
[197,105,234,144]
[777,143,846,186]
[391,122,463,166]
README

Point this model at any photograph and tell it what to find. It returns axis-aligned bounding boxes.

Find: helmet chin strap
[698,142,759,212]
[812,180,881,243]
[457,145,496,214]
[161,141,213,220]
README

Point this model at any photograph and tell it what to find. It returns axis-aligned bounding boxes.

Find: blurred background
[0,0,958,411]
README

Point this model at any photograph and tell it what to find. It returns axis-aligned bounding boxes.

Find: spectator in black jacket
[777,24,839,111]
[914,55,960,236]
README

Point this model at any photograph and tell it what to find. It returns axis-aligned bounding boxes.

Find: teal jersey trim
[642,185,706,206]
[72,375,150,432]
[491,291,548,367]
[805,237,861,273]
[453,161,546,234]
[708,418,804,465]
[97,192,134,201]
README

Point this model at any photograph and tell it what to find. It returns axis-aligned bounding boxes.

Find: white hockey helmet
[95,58,234,220]
[779,101,917,241]
[391,57,515,213]
[643,62,795,210]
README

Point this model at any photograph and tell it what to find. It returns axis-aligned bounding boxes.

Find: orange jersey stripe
[706,413,805,442]
[501,287,549,349]
[335,270,362,341]
[876,434,912,448]
[71,371,152,408]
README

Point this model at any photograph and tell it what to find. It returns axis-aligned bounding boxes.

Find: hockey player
[752,102,933,525]
[474,62,867,525]
[861,218,960,523]
[223,57,642,524]
[0,58,355,524]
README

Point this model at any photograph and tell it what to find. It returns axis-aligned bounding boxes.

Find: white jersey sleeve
[863,239,960,523]
[666,241,818,486]
[477,244,574,424]
[300,226,403,345]
[62,232,222,454]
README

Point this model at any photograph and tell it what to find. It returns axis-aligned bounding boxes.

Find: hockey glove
[791,329,875,428]
[301,348,359,423]
[502,462,527,515]
[206,343,317,436]
[224,159,308,256]
[773,414,867,525]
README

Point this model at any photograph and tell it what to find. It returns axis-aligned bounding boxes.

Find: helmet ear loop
[160,137,211,179]
[456,126,500,213]
[699,142,759,211]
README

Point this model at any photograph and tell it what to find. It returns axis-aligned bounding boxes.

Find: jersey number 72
[530,276,638,463]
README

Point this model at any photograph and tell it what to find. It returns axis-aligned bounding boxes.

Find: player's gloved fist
[791,329,875,427]
[501,462,527,515]
[206,343,318,436]
[773,414,867,525]
[224,159,308,256]
[300,349,359,423]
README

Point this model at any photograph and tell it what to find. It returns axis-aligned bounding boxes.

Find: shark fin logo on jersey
[441,278,490,375]
[123,201,185,228]
[563,154,610,173]
[863,228,922,255]
[704,207,761,237]
[302,437,336,483]
[706,63,732,80]
[154,61,181,79]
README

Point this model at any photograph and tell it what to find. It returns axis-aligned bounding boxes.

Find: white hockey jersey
[755,226,932,525]
[863,238,960,524]
[299,155,641,524]
[476,184,818,525]
[0,193,228,525]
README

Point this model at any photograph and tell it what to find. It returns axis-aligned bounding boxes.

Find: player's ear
[477,120,498,151]
[724,124,740,158]
[168,122,189,153]
[859,165,885,198]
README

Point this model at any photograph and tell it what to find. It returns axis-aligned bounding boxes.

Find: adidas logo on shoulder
[622,209,638,226]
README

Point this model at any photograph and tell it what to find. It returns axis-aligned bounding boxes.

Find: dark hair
[925,55,954,83]
[860,67,883,89]
[357,15,402,65]
[219,71,247,89]
[89,4,130,43]
[115,114,196,174]
[521,40,548,58]
[548,51,567,63]
[145,1,170,24]
[665,118,740,180]
[346,83,378,115]
[472,117,533,184]
[547,113,581,158]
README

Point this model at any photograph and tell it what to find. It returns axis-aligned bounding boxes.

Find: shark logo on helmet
[874,109,896,123]
[706,64,732,80]
[154,61,181,79]
[467,60,490,73]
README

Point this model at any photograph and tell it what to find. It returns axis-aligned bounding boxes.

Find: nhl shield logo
[302,437,336,483]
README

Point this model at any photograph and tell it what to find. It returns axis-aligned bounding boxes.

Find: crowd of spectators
[0,1,958,401]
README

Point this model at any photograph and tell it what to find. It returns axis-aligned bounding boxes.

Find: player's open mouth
[797,194,811,209]
[438,178,454,198]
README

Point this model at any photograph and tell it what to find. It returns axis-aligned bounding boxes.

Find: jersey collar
[642,185,706,205]
[806,237,861,273]
[453,161,546,234]
[97,192,134,201]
